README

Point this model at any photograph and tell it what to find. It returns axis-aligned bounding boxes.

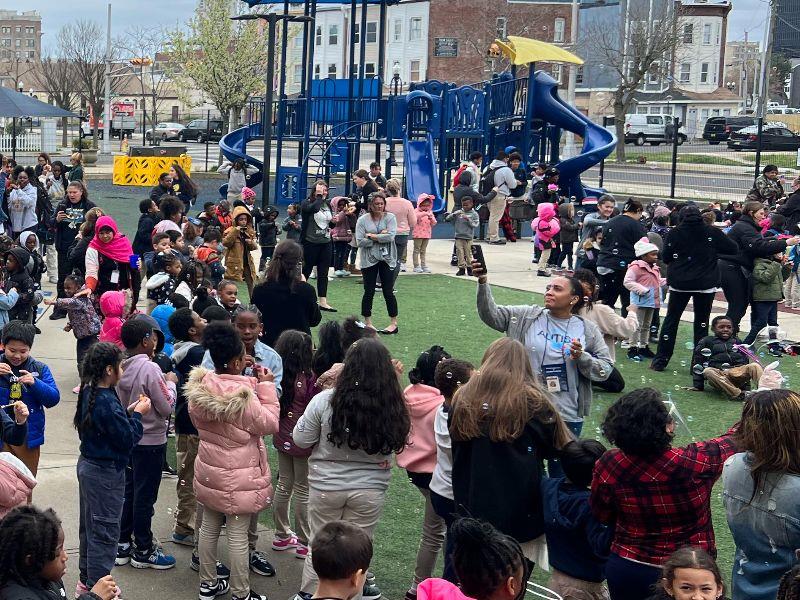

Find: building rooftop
[0,10,40,21]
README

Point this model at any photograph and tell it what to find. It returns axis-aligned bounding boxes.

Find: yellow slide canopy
[490,36,584,66]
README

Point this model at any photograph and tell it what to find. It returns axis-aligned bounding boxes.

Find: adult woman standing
[84,215,141,308]
[355,191,399,334]
[747,164,784,207]
[293,338,410,600]
[591,388,738,600]
[34,152,50,179]
[300,180,336,312]
[43,161,68,283]
[68,208,104,278]
[66,152,84,183]
[251,240,322,347]
[596,198,647,313]
[718,201,799,333]
[450,337,571,561]
[169,163,198,211]
[475,267,612,438]
[6,169,37,239]
[384,178,416,274]
[651,205,739,371]
[723,388,800,600]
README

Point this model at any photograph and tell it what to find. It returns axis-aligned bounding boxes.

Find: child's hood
[5,247,30,273]
[151,304,176,344]
[417,578,473,600]
[184,366,259,418]
[541,476,590,532]
[99,290,126,318]
[403,383,444,419]
[231,205,253,226]
[0,451,36,490]
[17,231,39,252]
[557,203,573,219]
[537,202,557,220]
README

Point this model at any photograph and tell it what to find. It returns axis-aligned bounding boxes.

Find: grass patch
[627,152,745,166]
[735,152,800,169]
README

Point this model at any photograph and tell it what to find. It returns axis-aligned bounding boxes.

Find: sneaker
[48,277,58,284]
[115,543,131,566]
[339,269,350,277]
[536,270,549,277]
[413,266,424,273]
[72,385,80,394]
[249,550,276,576]
[363,581,382,600]
[162,463,177,478]
[295,543,308,559]
[309,272,316,280]
[638,346,656,359]
[488,240,506,245]
[232,592,267,600]
[293,593,313,600]
[768,346,784,357]
[400,263,407,272]
[619,340,631,349]
[191,552,231,580]
[172,532,195,546]
[455,268,465,276]
[75,581,90,599]
[199,579,230,600]
[130,545,176,570]
[627,347,641,361]
[404,590,418,600]
[271,535,299,551]
[421,266,431,273]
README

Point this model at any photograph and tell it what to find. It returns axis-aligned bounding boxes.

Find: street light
[392,62,402,96]
[726,81,736,92]
[232,12,314,209]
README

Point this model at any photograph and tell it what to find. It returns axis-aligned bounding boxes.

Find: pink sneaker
[295,543,308,559]
[72,385,80,394]
[271,535,299,551]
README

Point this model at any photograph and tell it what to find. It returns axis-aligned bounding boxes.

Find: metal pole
[599,116,607,187]
[275,0,290,183]
[141,64,146,145]
[11,117,16,162]
[262,15,278,209]
[754,116,764,181]
[756,0,776,117]
[374,0,387,162]
[204,109,210,170]
[564,0,579,157]
[669,117,680,198]
[102,3,111,155]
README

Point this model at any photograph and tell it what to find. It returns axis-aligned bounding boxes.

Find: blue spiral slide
[403,133,445,212]
[218,122,264,196]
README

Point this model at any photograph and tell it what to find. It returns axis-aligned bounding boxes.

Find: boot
[349,263,362,275]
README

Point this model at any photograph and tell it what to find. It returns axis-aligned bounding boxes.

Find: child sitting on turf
[444,196,479,276]
[46,273,100,379]
[542,439,612,600]
[310,521,373,600]
[623,237,665,360]
[0,320,60,479]
[116,318,178,570]
[98,290,126,349]
[692,315,762,401]
[258,206,280,274]
[186,322,280,600]
[413,194,437,273]
[216,279,242,319]
[20,232,45,290]
[282,203,302,242]
[532,202,560,277]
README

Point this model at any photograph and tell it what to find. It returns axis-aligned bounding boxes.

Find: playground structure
[225,2,616,209]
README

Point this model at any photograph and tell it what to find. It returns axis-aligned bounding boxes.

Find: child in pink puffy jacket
[623,237,666,359]
[531,202,561,277]
[413,194,438,273]
[98,290,127,349]
[185,322,280,600]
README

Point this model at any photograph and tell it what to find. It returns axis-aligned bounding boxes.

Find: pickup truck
[81,115,137,139]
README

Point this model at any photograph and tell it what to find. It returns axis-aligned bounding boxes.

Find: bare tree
[121,27,173,139]
[585,2,680,161]
[33,55,80,148]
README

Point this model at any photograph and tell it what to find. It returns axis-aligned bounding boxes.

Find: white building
[673,0,730,94]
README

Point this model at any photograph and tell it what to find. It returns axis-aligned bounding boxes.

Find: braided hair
[0,506,61,587]
[74,342,123,433]
[777,563,800,599]
[450,518,528,600]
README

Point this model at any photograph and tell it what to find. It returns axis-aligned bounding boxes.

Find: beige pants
[410,487,446,588]
[629,307,654,348]
[300,488,387,597]
[785,274,800,307]
[413,238,430,268]
[3,443,40,477]
[538,247,552,270]
[198,506,253,597]
[45,245,57,281]
[548,568,610,600]
[273,451,310,545]
[487,194,507,241]
[194,505,260,552]
[174,434,199,537]
[455,238,473,269]
[704,363,764,399]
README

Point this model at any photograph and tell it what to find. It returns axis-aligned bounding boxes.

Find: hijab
[89,215,134,263]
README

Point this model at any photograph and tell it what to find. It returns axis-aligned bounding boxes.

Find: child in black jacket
[3,247,36,323]
[132,199,159,256]
[20,232,45,290]
[257,206,280,273]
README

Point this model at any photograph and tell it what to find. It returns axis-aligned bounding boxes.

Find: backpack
[479,167,500,196]
[452,164,468,188]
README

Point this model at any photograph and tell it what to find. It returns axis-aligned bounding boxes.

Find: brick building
[426,0,574,85]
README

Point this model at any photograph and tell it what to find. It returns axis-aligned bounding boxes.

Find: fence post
[754,116,764,182]
[204,109,210,171]
[599,116,608,188]
[669,117,680,198]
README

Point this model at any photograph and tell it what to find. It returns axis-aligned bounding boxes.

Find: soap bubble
[287,411,294,419]
[673,254,678,259]
[283,442,291,451]
[460,314,466,321]
[680,360,687,367]
[481,402,489,410]
[612,249,619,255]
[446,371,453,379]
[510,316,518,324]
[684,341,694,350]
[692,364,704,375]
[721,363,731,370]
[700,348,712,357]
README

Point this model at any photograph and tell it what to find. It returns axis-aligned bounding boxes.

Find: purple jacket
[116,353,176,446]
[55,295,101,339]
[273,372,317,458]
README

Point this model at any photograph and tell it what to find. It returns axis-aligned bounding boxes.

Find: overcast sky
[34,0,770,49]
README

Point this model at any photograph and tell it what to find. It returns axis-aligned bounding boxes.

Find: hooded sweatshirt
[116,353,176,446]
[151,304,175,356]
[7,183,37,233]
[487,159,517,196]
[414,202,438,239]
[396,383,443,475]
[18,231,44,286]
[171,340,205,436]
[0,452,35,519]
[531,202,561,250]
[445,208,479,240]
[185,367,280,516]
[98,290,126,348]
[3,246,35,323]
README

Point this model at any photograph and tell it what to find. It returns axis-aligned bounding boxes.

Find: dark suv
[702,116,756,145]
[178,119,224,143]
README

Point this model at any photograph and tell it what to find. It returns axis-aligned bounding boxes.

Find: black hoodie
[3,247,35,322]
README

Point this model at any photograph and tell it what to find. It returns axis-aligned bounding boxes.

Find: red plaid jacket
[590,427,737,565]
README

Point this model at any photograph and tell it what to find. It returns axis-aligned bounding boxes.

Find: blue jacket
[541,477,612,583]
[0,355,60,448]
[151,304,176,356]
[78,387,143,471]
[0,407,26,446]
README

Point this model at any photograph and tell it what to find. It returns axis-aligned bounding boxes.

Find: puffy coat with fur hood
[98,290,126,348]
[222,206,259,281]
[0,452,35,518]
[185,367,280,515]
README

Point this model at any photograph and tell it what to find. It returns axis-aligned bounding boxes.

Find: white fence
[0,131,41,153]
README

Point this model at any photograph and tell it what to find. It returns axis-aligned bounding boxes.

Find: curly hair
[408,346,451,386]
[274,329,313,418]
[601,388,673,457]
[74,342,123,434]
[203,322,244,370]
[327,338,410,454]
[778,563,800,600]
[434,358,474,405]
[0,506,62,587]
[312,320,343,377]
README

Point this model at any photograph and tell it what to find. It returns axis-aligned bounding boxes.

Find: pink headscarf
[89,215,134,263]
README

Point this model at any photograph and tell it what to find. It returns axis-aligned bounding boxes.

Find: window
[646,116,662,125]
[313,64,320,79]
[365,62,376,77]
[328,24,338,45]
[14,39,19,48]
[636,106,649,114]
[315,26,322,46]
[327,63,337,78]
[293,33,304,48]
[393,19,402,42]
[354,23,359,43]
[714,22,720,44]
[15,27,20,33]
[553,18,565,43]
[409,59,421,82]
[2,39,9,47]
[1,28,8,34]
[365,22,377,43]
[679,62,691,83]
[552,64,562,83]
[293,64,303,83]
[25,39,33,48]
[702,23,711,44]
[700,62,709,83]
[409,17,422,41]
[25,27,33,34]
[26,51,33,58]
[576,66,584,84]
[648,63,660,83]
[496,17,508,40]
[682,23,693,44]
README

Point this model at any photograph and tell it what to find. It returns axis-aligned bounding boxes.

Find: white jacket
[7,184,37,233]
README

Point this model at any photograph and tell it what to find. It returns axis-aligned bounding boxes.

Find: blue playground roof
[244,0,400,5]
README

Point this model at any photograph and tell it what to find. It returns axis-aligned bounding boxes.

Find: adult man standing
[485,151,517,245]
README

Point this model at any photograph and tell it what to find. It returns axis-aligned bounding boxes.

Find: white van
[624,114,686,145]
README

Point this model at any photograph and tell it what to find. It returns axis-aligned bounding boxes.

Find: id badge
[542,363,569,393]
[110,270,120,284]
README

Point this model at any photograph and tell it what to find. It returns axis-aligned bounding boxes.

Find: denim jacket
[722,452,800,600]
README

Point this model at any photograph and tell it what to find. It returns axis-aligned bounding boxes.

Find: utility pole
[564,0,580,157]
[102,3,112,155]
[757,0,777,116]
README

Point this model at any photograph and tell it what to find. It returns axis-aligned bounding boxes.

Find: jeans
[332,240,350,271]
[273,451,310,545]
[302,241,332,298]
[548,421,583,478]
[652,291,715,370]
[719,260,750,333]
[78,457,126,588]
[606,553,661,600]
[599,270,629,314]
[199,506,253,598]
[361,261,398,318]
[120,443,166,552]
[429,491,458,583]
[743,301,778,345]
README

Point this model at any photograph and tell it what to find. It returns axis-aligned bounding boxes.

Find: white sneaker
[413,266,424,273]
[400,263,407,272]
[422,266,431,273]
[620,340,632,349]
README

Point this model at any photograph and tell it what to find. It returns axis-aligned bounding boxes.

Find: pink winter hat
[241,187,256,201]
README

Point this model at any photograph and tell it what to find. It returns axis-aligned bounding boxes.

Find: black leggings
[652,290,715,370]
[719,260,750,334]
[361,261,398,318]
[302,241,332,298]
[599,270,629,315]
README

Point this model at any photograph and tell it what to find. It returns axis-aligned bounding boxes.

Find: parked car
[145,122,185,141]
[702,116,756,145]
[603,114,687,145]
[767,107,800,115]
[727,124,800,151]
[178,119,224,143]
